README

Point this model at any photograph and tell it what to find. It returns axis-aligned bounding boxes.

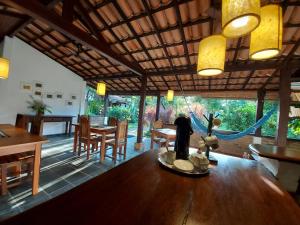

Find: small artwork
[20,82,32,93]
[34,90,43,96]
[65,100,73,106]
[46,93,54,99]
[56,93,63,99]
[34,81,43,89]
[70,94,77,100]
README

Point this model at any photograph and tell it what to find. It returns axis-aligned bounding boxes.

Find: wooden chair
[78,116,101,159]
[0,156,21,195]
[105,120,128,161]
[106,117,118,140]
[152,120,167,149]
[16,117,44,179]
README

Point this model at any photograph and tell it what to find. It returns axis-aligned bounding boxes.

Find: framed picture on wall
[33,81,44,90]
[55,92,63,99]
[70,94,77,100]
[34,90,43,97]
[65,100,73,106]
[45,92,54,99]
[20,82,32,93]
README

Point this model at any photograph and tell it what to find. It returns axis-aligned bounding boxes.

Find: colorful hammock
[189,107,277,140]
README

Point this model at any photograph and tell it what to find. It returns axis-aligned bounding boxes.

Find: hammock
[189,107,277,140]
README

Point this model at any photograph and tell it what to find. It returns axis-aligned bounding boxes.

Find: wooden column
[103,94,109,117]
[155,94,161,121]
[255,89,266,136]
[135,76,147,150]
[276,68,291,147]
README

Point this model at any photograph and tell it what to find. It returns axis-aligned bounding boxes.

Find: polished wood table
[73,124,116,162]
[249,144,300,163]
[0,124,47,195]
[16,114,74,135]
[249,144,300,192]
[1,151,299,225]
[150,128,176,149]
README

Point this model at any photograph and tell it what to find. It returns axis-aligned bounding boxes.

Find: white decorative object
[189,153,209,171]
[173,159,194,172]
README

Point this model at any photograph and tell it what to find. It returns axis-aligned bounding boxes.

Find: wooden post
[135,76,147,150]
[255,89,266,136]
[103,94,109,117]
[276,68,291,147]
[155,94,161,121]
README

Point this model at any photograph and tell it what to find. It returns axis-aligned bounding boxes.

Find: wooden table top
[73,124,116,133]
[0,124,47,149]
[249,144,300,163]
[1,151,299,225]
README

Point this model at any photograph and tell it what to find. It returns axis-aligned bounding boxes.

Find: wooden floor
[0,135,150,221]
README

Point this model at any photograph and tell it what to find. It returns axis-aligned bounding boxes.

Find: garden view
[85,87,300,140]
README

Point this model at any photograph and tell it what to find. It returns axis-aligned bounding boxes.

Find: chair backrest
[116,120,128,143]
[15,114,30,130]
[79,116,90,139]
[153,120,163,129]
[89,116,105,127]
[108,117,118,126]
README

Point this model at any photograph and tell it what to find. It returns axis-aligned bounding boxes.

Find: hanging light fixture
[249,5,282,60]
[96,82,106,96]
[0,57,9,79]
[222,0,260,38]
[197,35,226,76]
[167,90,174,102]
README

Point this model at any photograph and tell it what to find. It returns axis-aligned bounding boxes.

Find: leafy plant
[108,106,131,121]
[288,119,300,135]
[27,95,51,115]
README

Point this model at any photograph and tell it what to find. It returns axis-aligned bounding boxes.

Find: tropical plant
[108,106,131,121]
[288,119,300,135]
[27,95,51,115]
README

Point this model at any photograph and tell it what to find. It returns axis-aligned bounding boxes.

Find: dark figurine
[174,115,193,160]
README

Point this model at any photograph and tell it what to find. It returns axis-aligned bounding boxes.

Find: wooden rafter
[0,0,144,76]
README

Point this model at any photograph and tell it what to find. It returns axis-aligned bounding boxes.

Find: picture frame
[70,94,77,100]
[20,82,33,93]
[34,90,43,96]
[65,100,73,106]
[55,92,63,99]
[45,92,54,99]
[33,81,44,90]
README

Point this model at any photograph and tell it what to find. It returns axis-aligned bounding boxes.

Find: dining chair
[15,118,44,179]
[0,156,21,195]
[78,116,101,159]
[152,120,167,149]
[105,120,128,160]
[106,117,118,140]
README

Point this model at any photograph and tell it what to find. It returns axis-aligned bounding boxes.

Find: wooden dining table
[1,151,299,225]
[0,124,47,195]
[150,128,176,149]
[73,124,116,162]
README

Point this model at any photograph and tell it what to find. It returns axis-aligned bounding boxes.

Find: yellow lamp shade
[167,90,174,102]
[197,35,226,76]
[222,0,260,38]
[0,57,9,79]
[250,5,282,60]
[96,82,106,96]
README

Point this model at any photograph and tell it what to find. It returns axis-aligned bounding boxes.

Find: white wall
[0,37,86,135]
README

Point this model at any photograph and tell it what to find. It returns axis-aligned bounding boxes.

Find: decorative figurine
[174,115,193,160]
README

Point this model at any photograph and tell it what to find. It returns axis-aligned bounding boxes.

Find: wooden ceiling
[0,0,300,95]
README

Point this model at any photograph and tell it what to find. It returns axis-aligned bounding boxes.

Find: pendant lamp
[0,57,9,79]
[167,90,174,102]
[222,0,260,38]
[97,82,106,96]
[197,35,226,76]
[249,4,282,60]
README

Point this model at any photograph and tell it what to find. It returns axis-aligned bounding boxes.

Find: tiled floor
[0,135,151,221]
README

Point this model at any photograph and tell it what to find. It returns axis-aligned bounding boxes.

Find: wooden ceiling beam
[86,59,300,81]
[0,0,144,76]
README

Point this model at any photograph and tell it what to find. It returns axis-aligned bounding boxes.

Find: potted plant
[27,95,52,117]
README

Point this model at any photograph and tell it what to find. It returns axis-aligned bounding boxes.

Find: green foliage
[27,95,51,115]
[86,87,104,115]
[126,96,140,123]
[108,106,131,121]
[288,119,300,136]
[261,101,278,136]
